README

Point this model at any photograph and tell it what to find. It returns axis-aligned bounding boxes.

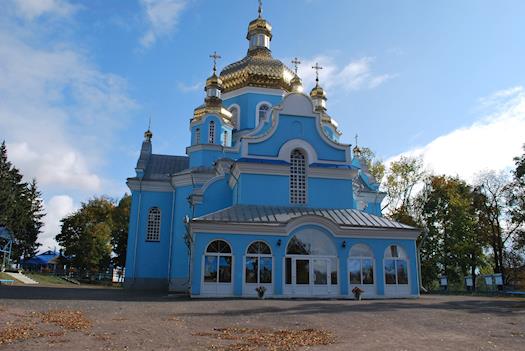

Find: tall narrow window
[245,241,272,284]
[204,240,232,283]
[257,104,270,125]
[348,244,374,285]
[146,207,161,242]
[384,245,409,285]
[223,130,228,147]
[229,106,239,129]
[290,149,307,204]
[208,121,215,144]
[194,128,201,145]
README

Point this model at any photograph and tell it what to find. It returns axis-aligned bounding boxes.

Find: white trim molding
[222,86,285,100]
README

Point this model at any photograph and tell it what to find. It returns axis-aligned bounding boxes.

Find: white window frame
[290,149,307,205]
[146,207,161,242]
[203,240,233,284]
[208,120,216,144]
[194,127,201,145]
[383,245,409,286]
[228,104,240,129]
[255,102,271,126]
[244,241,273,285]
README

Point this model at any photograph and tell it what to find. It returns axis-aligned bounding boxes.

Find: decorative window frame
[146,207,161,242]
[244,241,273,285]
[208,120,216,144]
[255,101,272,127]
[203,239,233,284]
[289,149,308,205]
[348,244,375,285]
[194,127,201,145]
[228,104,241,129]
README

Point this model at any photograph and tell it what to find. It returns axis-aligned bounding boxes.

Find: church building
[125,4,421,298]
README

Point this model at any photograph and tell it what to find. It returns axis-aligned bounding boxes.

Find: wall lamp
[277,239,282,247]
[342,241,347,248]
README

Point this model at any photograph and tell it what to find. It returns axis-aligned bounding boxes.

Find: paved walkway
[4,272,39,284]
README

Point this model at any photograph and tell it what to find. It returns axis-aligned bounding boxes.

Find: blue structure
[22,250,64,273]
[125,5,421,298]
[0,226,13,269]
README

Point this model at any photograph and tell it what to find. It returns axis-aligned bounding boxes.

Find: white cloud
[9,0,79,20]
[40,195,77,251]
[0,27,136,192]
[177,81,202,93]
[295,55,395,93]
[140,0,187,48]
[389,86,525,182]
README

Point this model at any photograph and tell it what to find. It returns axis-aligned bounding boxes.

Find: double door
[285,256,338,296]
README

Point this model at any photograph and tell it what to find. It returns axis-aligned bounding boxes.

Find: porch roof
[193,205,418,231]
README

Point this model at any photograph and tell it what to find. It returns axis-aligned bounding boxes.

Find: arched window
[285,229,337,286]
[348,244,374,285]
[257,104,270,125]
[245,241,272,284]
[229,106,239,129]
[208,121,215,144]
[203,240,232,283]
[290,149,307,204]
[194,128,201,145]
[146,207,161,242]
[384,245,408,285]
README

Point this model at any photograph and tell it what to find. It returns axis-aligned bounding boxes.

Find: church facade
[125,5,421,299]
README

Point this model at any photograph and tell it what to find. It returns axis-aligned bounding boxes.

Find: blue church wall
[223,93,282,131]
[190,224,419,298]
[188,148,239,168]
[247,115,347,162]
[236,174,289,206]
[170,185,193,283]
[308,178,354,208]
[126,190,174,281]
[194,177,234,216]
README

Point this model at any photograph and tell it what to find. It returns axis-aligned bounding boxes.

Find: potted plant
[352,286,364,300]
[255,286,267,299]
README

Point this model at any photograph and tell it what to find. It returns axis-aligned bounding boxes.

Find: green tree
[509,144,525,250]
[111,194,131,268]
[359,147,385,184]
[418,175,486,288]
[56,197,114,274]
[0,142,43,260]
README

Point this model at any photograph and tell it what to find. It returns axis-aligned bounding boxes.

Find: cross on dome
[312,62,323,84]
[258,0,263,18]
[209,51,221,73]
[292,57,301,74]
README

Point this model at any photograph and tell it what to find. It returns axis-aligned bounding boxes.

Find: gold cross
[258,0,263,18]
[354,133,359,147]
[209,51,221,73]
[291,57,301,74]
[312,62,323,83]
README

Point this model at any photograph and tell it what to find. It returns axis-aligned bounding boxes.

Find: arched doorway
[383,245,410,297]
[243,241,273,297]
[284,228,338,297]
[201,240,233,296]
[348,243,376,297]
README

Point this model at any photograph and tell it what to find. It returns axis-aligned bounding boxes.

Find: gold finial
[209,51,221,74]
[312,62,323,84]
[354,133,358,147]
[258,0,263,18]
[144,117,153,141]
[291,57,301,74]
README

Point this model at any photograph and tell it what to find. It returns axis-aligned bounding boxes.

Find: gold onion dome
[205,73,223,88]
[290,75,303,93]
[219,13,298,93]
[144,129,153,141]
[310,84,327,101]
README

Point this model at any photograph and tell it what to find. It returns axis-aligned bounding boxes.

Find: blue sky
[0,0,524,249]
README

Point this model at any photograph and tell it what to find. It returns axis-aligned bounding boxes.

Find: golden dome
[206,73,223,88]
[247,18,272,41]
[144,129,153,140]
[310,84,327,100]
[220,49,297,93]
[290,75,303,93]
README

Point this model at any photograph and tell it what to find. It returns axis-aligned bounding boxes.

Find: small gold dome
[144,129,153,140]
[310,84,327,100]
[206,73,223,89]
[290,75,303,93]
[247,18,272,41]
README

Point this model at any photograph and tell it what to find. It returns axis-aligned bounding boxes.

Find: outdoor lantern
[277,239,281,247]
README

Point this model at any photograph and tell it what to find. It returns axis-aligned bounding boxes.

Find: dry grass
[193,327,336,351]
[40,310,91,331]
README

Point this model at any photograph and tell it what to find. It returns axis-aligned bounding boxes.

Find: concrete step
[5,272,39,285]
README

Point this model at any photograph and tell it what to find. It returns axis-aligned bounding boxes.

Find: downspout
[417,227,429,293]
[167,174,176,291]
[132,178,143,285]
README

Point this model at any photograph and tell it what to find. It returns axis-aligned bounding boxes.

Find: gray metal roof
[143,154,189,180]
[193,205,417,230]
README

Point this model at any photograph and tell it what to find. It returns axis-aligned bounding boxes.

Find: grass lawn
[0,272,18,282]
[24,273,71,285]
